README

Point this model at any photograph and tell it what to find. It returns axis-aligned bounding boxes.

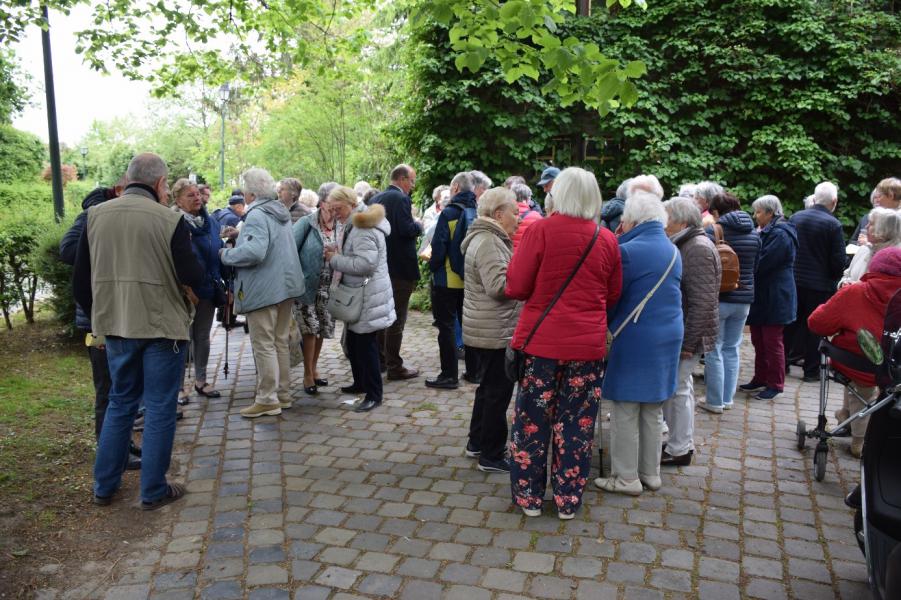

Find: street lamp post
[218,83,230,189]
[79,146,88,180]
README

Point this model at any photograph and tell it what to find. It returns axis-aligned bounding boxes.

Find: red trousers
[750,324,785,392]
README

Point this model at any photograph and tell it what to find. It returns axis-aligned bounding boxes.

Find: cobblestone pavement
[66,312,873,599]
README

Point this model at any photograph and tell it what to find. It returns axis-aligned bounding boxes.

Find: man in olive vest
[73,153,204,510]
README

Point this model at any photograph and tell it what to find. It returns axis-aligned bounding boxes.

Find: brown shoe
[387,367,419,381]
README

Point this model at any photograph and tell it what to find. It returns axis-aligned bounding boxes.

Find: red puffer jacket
[506,213,622,361]
[512,201,542,250]
[808,272,901,387]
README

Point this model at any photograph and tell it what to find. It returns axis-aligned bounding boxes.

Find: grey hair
[242,168,277,199]
[695,181,724,208]
[628,174,664,200]
[469,170,492,190]
[432,184,449,202]
[126,153,168,186]
[279,177,302,202]
[353,180,372,197]
[299,189,318,208]
[662,196,702,228]
[803,194,816,209]
[550,167,603,221]
[511,182,532,203]
[451,172,474,193]
[814,181,839,206]
[752,194,783,218]
[615,178,632,200]
[477,187,517,218]
[868,207,901,245]
[677,183,697,198]
[318,182,339,205]
[623,191,668,227]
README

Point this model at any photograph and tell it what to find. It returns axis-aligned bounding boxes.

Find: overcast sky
[11,5,151,146]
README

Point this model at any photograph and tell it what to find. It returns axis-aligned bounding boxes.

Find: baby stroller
[796,289,901,481]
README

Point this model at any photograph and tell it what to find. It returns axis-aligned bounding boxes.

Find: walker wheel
[814,446,827,482]
[796,421,807,450]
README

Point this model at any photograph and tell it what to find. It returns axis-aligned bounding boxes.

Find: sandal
[141,482,187,511]
[194,383,221,398]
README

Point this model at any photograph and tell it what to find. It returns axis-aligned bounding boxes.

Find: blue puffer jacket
[748,217,798,326]
[706,210,760,304]
[176,206,223,301]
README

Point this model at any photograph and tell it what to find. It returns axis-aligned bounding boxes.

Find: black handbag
[504,224,601,382]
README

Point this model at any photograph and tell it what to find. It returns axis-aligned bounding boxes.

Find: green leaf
[624,60,647,78]
[499,1,523,20]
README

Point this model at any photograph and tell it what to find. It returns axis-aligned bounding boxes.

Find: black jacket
[373,185,422,281]
[789,204,846,292]
[706,210,761,304]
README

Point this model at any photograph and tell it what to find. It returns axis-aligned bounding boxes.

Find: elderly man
[470,170,492,200]
[785,181,846,381]
[661,197,722,466]
[220,168,305,417]
[73,153,203,510]
[373,164,422,380]
[427,172,479,389]
[215,194,245,228]
[537,166,560,212]
[694,181,723,228]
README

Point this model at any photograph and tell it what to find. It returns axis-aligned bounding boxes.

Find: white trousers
[610,401,664,482]
[662,354,699,457]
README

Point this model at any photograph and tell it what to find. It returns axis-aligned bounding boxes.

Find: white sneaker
[723,403,733,411]
[640,475,662,491]
[697,401,723,414]
[594,477,643,496]
[558,511,575,520]
[522,506,541,517]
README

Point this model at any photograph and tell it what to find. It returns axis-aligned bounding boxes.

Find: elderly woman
[741,195,798,400]
[851,178,901,246]
[510,183,541,249]
[278,177,309,223]
[325,187,396,413]
[170,178,224,403]
[659,197,721,467]
[694,181,723,228]
[810,247,901,457]
[699,192,761,413]
[220,168,305,418]
[506,167,622,519]
[293,199,338,394]
[841,207,901,286]
[595,192,683,496]
[460,187,521,473]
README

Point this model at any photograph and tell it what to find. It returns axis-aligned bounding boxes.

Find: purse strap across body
[517,224,601,354]
[609,245,678,340]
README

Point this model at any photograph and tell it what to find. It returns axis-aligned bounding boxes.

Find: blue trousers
[510,355,602,514]
[94,337,186,503]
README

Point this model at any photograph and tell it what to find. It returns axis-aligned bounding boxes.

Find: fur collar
[352,203,386,229]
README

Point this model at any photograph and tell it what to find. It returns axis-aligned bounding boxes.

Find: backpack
[714,224,741,292]
[447,201,477,277]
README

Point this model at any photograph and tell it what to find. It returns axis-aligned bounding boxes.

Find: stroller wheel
[796,421,807,450]
[814,446,827,481]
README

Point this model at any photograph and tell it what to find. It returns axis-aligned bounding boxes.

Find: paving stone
[291,559,321,580]
[357,574,403,596]
[482,568,527,593]
[152,572,196,591]
[200,580,242,600]
[292,586,331,600]
[396,557,441,578]
[512,551,555,574]
[530,575,577,599]
[445,585,492,600]
[248,589,290,600]
[246,565,288,586]
[399,581,443,600]
[650,569,692,593]
[560,557,603,578]
[249,545,286,564]
[440,563,482,585]
[315,566,360,590]
[576,581,618,600]
[606,562,646,584]
[698,581,740,600]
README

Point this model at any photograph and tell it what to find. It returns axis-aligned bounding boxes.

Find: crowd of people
[65,151,900,518]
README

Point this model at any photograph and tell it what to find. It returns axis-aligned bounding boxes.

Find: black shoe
[456,347,465,360]
[660,449,693,467]
[125,456,142,471]
[129,442,142,457]
[94,494,113,506]
[314,379,328,387]
[738,381,766,393]
[477,456,510,473]
[802,375,819,383]
[845,485,862,509]
[754,388,781,400]
[462,372,481,385]
[304,385,318,395]
[465,441,481,458]
[341,385,364,394]
[354,398,380,413]
[425,376,459,390]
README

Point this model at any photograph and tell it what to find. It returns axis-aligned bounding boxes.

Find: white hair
[694,181,724,209]
[814,181,839,207]
[615,178,632,200]
[662,196,702,228]
[677,183,697,198]
[477,187,517,217]
[623,191,668,227]
[451,172,474,193]
[353,181,372,197]
[752,194,783,217]
[510,182,532,203]
[803,194,816,209]
[548,167,603,221]
[242,168,277,199]
[469,170,492,190]
[126,153,168,186]
[627,174,664,200]
[299,189,318,208]
[868,207,901,245]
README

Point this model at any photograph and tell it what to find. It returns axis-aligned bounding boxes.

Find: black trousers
[432,285,463,379]
[377,277,417,374]
[87,344,112,440]
[784,286,833,378]
[346,329,382,404]
[468,348,515,461]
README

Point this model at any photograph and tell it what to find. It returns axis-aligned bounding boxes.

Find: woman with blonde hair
[841,206,901,286]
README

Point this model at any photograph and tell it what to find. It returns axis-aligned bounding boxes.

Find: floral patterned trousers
[510,355,603,514]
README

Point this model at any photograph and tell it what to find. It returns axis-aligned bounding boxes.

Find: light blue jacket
[293,210,327,306]
[220,197,305,313]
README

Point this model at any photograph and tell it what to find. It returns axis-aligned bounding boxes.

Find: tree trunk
[577,0,591,16]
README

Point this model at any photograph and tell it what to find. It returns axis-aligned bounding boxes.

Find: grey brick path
[75,313,876,598]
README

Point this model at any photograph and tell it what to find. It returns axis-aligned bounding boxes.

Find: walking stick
[223,268,235,380]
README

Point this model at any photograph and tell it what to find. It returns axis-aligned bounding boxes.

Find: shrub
[0,125,45,183]
[0,218,46,328]
[41,164,79,185]
[32,224,75,335]
[0,181,51,207]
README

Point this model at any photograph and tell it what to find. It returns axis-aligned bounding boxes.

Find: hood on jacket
[860,272,901,308]
[602,197,625,219]
[83,187,114,210]
[718,210,754,234]
[461,217,512,255]
[351,203,391,236]
[249,197,291,224]
[768,216,799,247]
[670,225,705,247]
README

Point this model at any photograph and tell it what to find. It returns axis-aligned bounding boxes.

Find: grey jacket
[329,204,396,334]
[221,197,305,313]
[671,226,721,355]
[460,217,520,349]
[293,209,328,306]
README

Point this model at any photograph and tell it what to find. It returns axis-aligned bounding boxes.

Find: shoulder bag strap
[519,224,601,353]
[611,245,679,340]
[713,223,724,244]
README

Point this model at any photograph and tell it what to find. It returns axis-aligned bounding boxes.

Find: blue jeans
[704,302,750,408]
[94,337,186,503]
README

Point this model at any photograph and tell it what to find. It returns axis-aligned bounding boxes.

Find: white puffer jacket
[329,204,397,334]
[461,217,520,349]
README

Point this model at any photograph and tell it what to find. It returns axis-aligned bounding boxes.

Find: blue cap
[537,167,561,186]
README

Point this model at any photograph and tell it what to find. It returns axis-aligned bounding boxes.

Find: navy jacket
[214,206,243,228]
[706,210,760,304]
[601,197,625,233]
[429,191,477,288]
[181,206,224,301]
[789,204,846,292]
[748,217,798,326]
[60,187,113,330]
[374,185,422,281]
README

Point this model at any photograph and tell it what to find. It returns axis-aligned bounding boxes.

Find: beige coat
[461,217,521,349]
